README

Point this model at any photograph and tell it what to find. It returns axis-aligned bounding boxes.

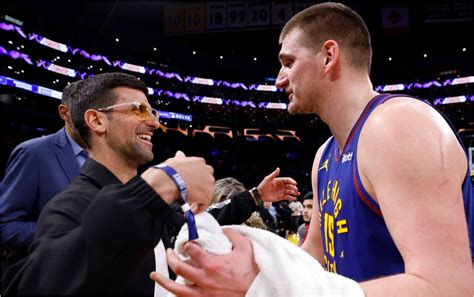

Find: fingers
[265,167,280,180]
[183,231,251,272]
[280,177,298,185]
[188,202,203,215]
[166,248,209,287]
[222,228,260,285]
[189,203,199,213]
[285,183,299,191]
[222,228,250,252]
[205,163,215,176]
[175,150,186,158]
[286,184,300,197]
[281,180,300,198]
[193,204,206,214]
[183,242,212,268]
[150,271,200,297]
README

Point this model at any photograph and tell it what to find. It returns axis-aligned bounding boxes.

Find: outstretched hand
[150,228,258,297]
[257,167,299,202]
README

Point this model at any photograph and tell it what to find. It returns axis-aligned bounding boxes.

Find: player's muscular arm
[357,98,473,297]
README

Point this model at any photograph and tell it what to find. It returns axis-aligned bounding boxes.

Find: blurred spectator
[210,177,266,230]
[275,201,292,238]
[243,212,267,230]
[289,199,304,234]
[211,177,246,204]
[298,191,313,246]
[260,202,278,233]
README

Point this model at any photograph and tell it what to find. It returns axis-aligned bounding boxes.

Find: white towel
[154,240,170,297]
[172,212,365,297]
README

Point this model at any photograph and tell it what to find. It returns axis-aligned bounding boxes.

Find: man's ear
[321,40,341,81]
[84,109,107,134]
[58,104,68,121]
[322,40,339,69]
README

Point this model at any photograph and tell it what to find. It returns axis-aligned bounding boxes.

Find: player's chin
[287,102,299,115]
[289,102,314,116]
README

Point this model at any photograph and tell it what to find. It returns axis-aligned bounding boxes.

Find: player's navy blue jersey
[316,94,473,281]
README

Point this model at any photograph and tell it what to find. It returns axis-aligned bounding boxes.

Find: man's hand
[257,167,299,202]
[141,151,215,213]
[150,229,259,297]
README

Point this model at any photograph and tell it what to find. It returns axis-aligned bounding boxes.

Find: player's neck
[324,74,377,152]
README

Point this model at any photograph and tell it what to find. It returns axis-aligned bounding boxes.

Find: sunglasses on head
[97,101,159,122]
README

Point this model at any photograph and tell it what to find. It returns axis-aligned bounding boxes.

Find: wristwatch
[250,187,263,205]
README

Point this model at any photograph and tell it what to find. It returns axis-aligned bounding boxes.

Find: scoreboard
[163,2,314,34]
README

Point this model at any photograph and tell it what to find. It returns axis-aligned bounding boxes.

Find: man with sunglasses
[4,72,299,296]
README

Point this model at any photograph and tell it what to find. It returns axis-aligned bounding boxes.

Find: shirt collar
[80,158,122,188]
[65,130,84,156]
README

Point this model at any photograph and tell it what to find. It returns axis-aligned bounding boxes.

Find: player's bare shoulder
[359,95,466,181]
[360,96,457,146]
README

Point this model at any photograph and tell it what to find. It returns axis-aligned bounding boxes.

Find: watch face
[251,187,261,204]
[255,188,260,196]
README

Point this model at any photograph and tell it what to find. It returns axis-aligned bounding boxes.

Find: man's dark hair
[61,80,84,106]
[71,72,148,146]
[302,191,313,202]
